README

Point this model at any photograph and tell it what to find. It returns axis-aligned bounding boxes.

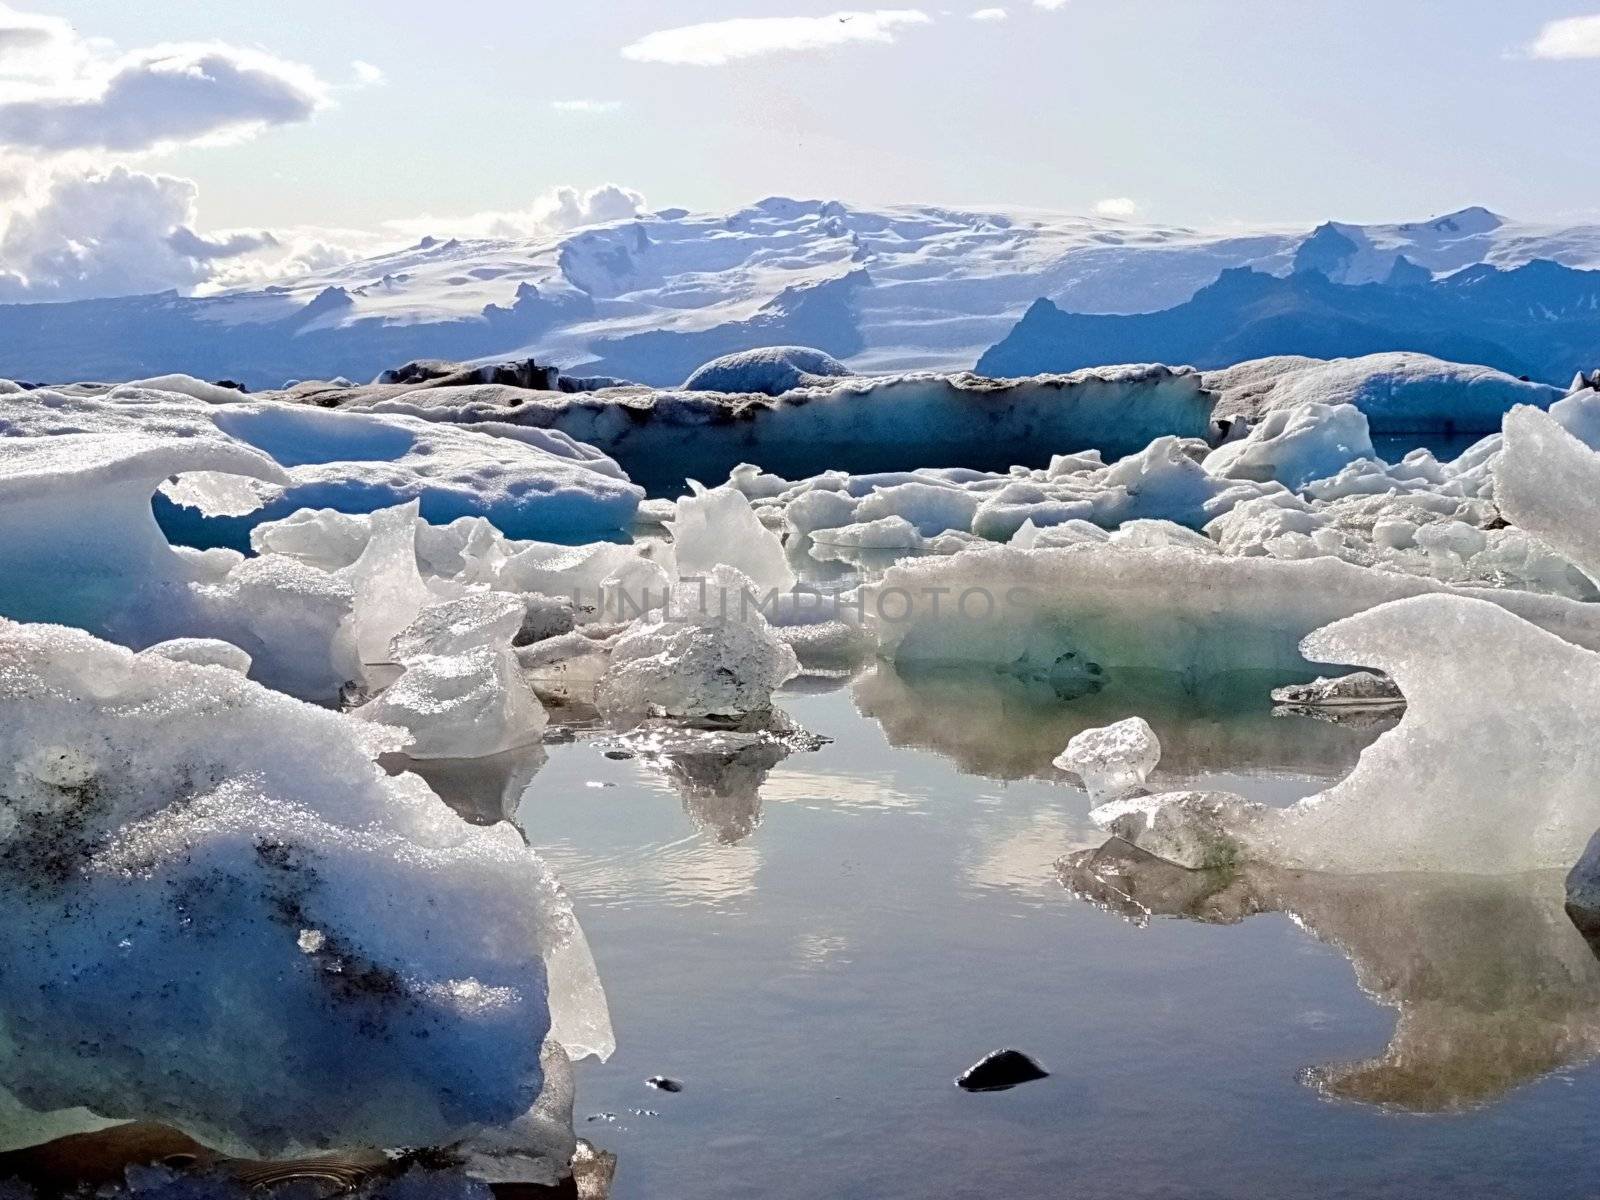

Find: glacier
[5,199,1600,389]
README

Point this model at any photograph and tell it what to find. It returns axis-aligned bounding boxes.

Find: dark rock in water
[1565,829,1600,941]
[646,1075,684,1093]
[956,1049,1049,1092]
[603,749,634,761]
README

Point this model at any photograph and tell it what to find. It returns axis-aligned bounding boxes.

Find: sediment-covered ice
[0,619,610,1155]
[264,364,1217,494]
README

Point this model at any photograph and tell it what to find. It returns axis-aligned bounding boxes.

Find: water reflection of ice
[853,663,1389,791]
[1062,842,1600,1112]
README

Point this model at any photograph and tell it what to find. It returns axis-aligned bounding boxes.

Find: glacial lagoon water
[488,672,1600,1200]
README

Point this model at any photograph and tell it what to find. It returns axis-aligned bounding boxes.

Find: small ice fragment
[297,929,326,954]
[1054,717,1161,803]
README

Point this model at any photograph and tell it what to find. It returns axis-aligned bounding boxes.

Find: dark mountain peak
[1385,256,1433,288]
[1293,222,1361,278]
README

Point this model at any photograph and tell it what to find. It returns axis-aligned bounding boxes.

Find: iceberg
[682,345,854,395]
[0,383,641,548]
[0,619,610,1156]
[269,364,1217,495]
[597,567,800,721]
[0,419,359,702]
[867,543,1600,681]
[1208,352,1564,434]
[1086,594,1600,874]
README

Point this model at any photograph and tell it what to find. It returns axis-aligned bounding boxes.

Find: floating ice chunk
[854,481,982,537]
[682,346,853,395]
[809,516,924,550]
[726,462,796,499]
[336,502,442,667]
[1203,402,1374,490]
[1107,595,1600,874]
[969,436,1275,541]
[1270,670,1401,709]
[357,594,546,761]
[1054,717,1161,803]
[1494,404,1600,586]
[392,593,527,660]
[354,646,547,760]
[140,638,252,674]
[598,567,800,720]
[668,482,796,595]
[0,619,609,1155]
[0,424,358,701]
[1208,352,1563,434]
[1088,791,1263,870]
[784,485,861,537]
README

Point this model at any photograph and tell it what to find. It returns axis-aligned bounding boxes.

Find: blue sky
[0,2,1596,297]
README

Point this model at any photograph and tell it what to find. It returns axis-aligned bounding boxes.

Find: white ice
[0,619,610,1156]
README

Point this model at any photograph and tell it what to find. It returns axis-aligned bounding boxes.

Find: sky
[0,1,1596,299]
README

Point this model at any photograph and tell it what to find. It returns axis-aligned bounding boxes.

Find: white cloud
[551,98,622,113]
[0,43,327,152]
[0,4,70,65]
[0,6,332,154]
[1094,197,1139,218]
[1033,0,1069,9]
[621,10,932,66]
[1528,14,1600,59]
[0,166,217,299]
[0,163,384,300]
[384,183,649,241]
[970,8,1008,21]
[351,60,385,86]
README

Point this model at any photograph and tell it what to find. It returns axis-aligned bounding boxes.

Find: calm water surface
[505,671,1600,1200]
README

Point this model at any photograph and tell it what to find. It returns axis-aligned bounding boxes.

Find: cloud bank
[385,183,648,241]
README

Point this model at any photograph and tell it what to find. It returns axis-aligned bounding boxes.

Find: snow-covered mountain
[4,199,1600,389]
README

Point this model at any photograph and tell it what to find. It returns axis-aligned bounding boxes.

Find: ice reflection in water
[1064,842,1600,1112]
